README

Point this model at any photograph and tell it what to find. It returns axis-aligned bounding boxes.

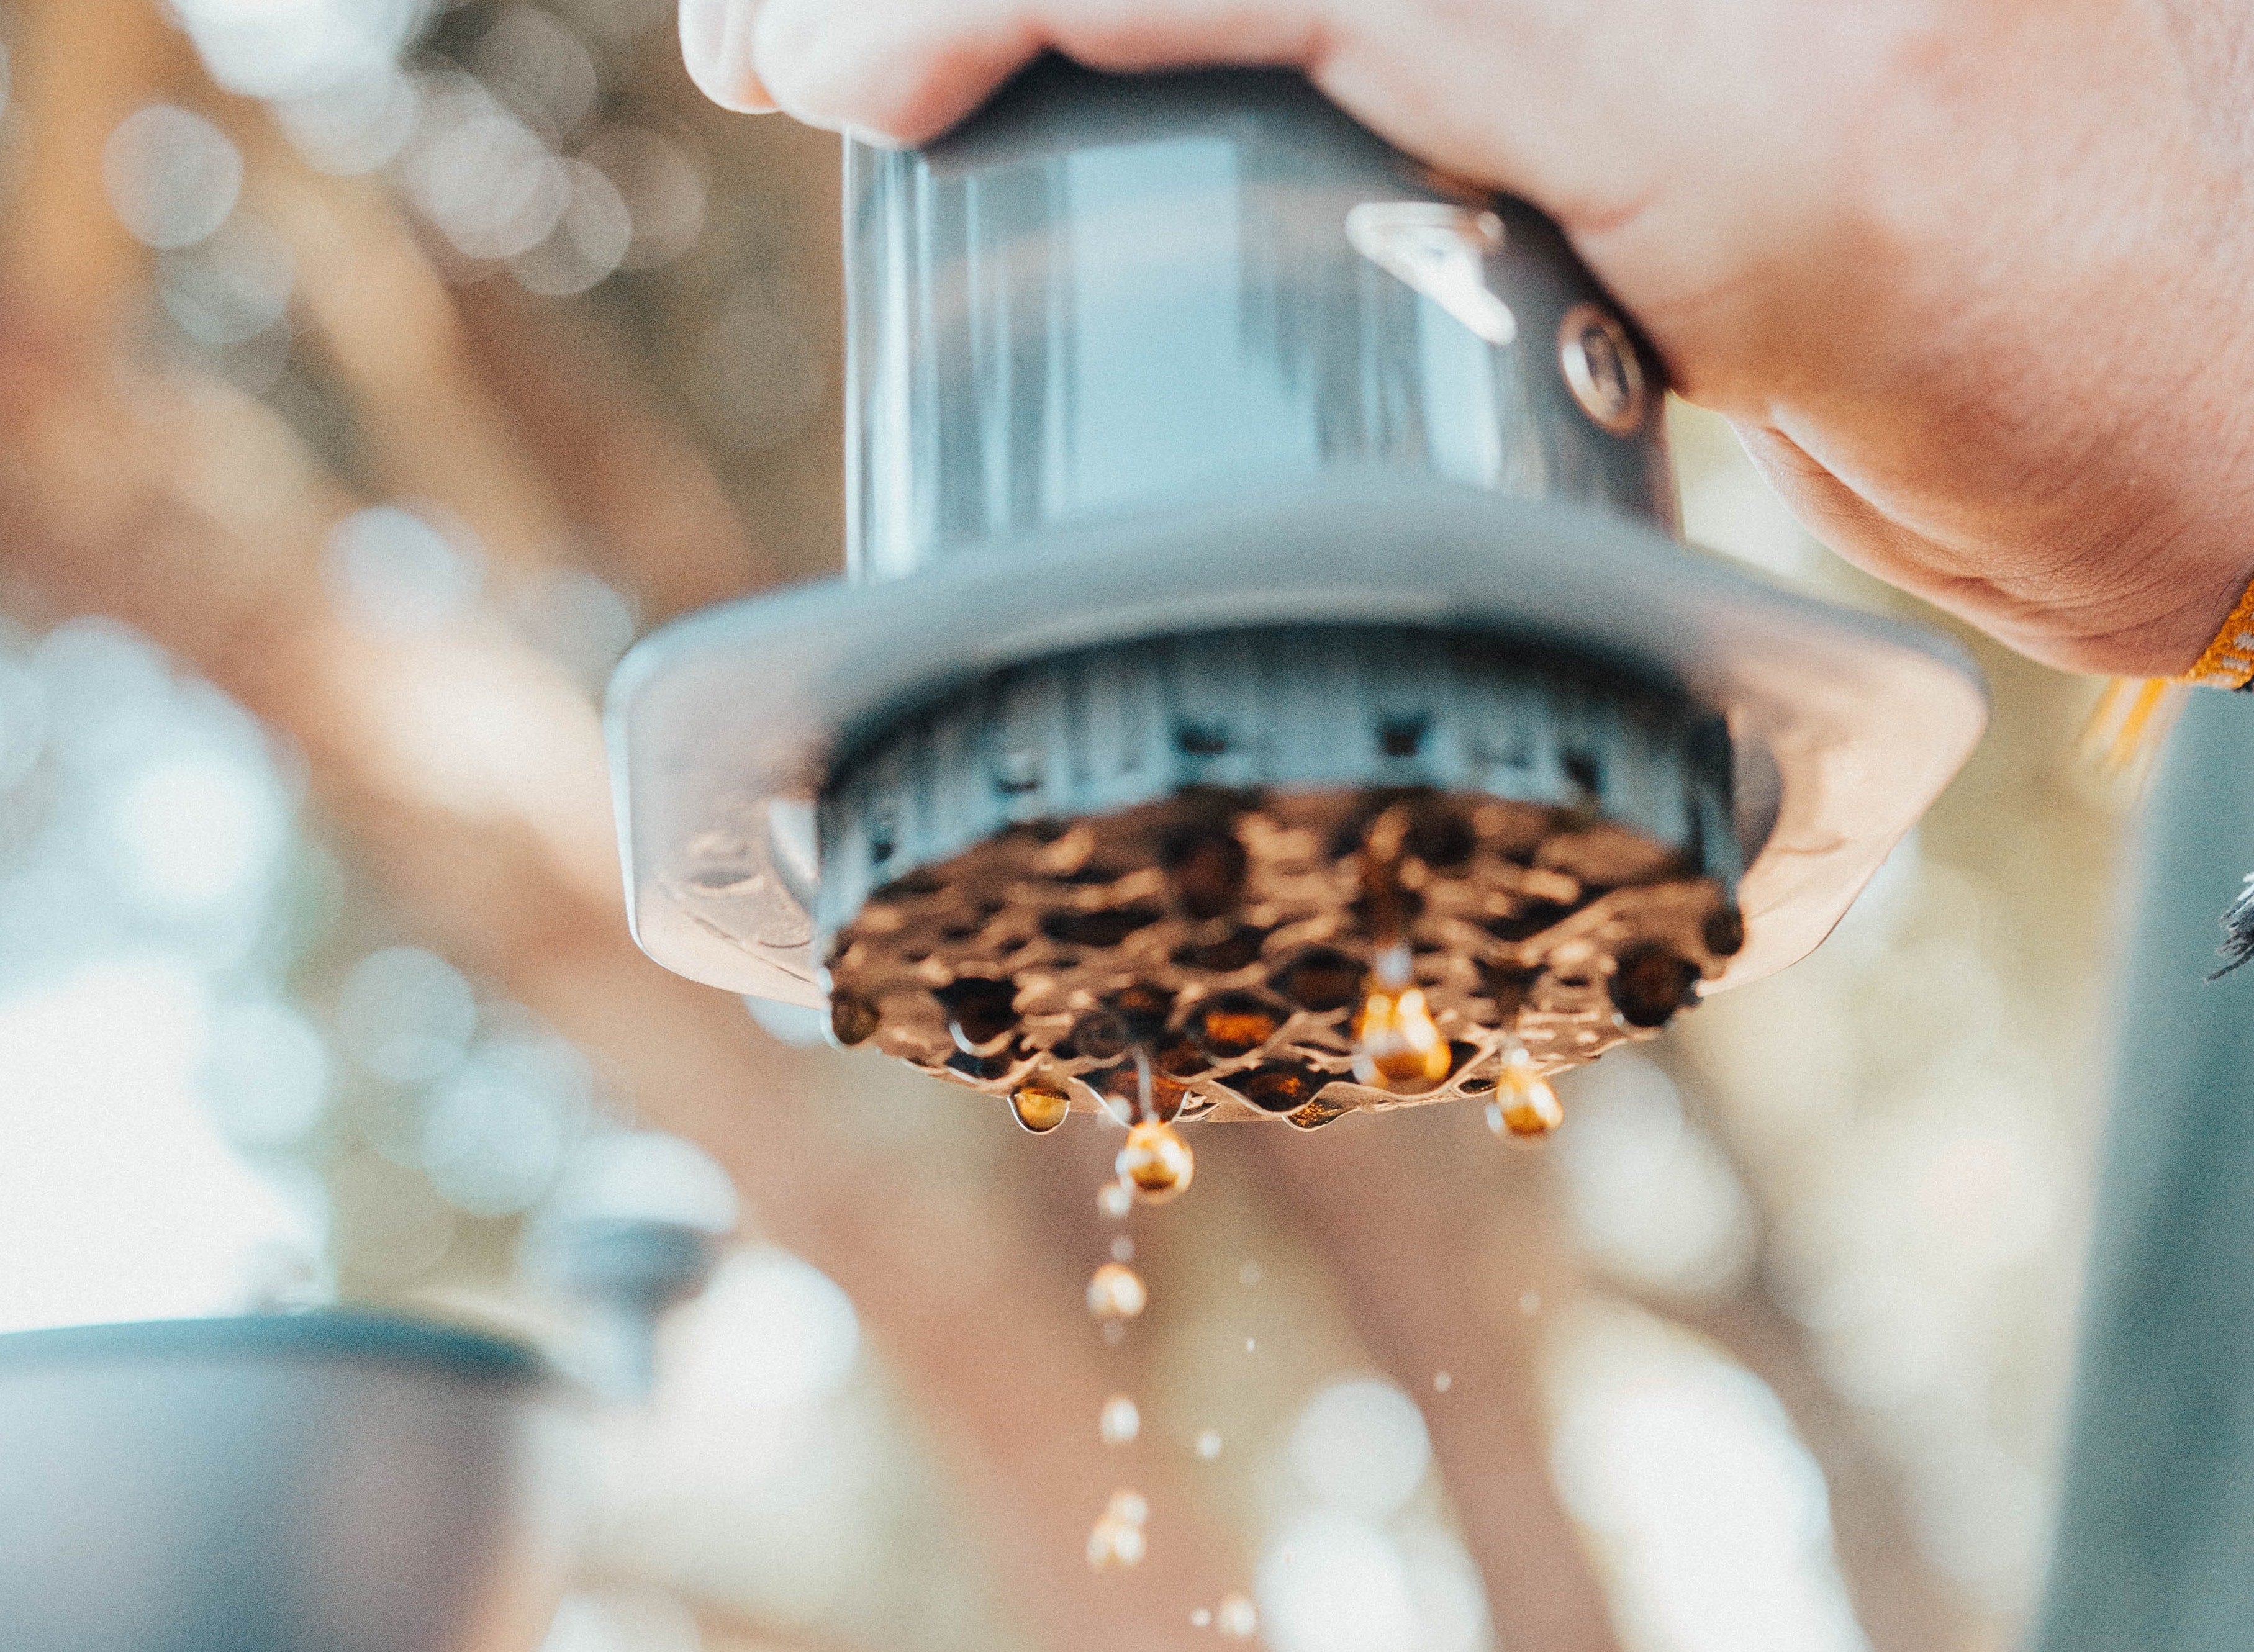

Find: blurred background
[0,2,2132,1650]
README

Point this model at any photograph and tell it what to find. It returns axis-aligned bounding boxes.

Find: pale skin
[680,0,2254,679]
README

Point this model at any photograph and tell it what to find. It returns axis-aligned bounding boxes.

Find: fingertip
[751,0,1030,147]
[681,0,782,113]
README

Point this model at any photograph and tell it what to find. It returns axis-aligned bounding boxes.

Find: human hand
[679,0,2254,680]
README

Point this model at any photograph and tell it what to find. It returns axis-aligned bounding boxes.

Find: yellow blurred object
[1352,981,1453,1092]
[2174,574,2254,689]
[1085,1263,1148,1320]
[1009,1085,1071,1134]
[1485,1046,1564,1139]
[1116,1121,1193,1203]
[2081,677,2188,788]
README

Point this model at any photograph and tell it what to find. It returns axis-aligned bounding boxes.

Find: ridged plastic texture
[817,625,1736,937]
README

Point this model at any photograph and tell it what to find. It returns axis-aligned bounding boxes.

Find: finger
[751,0,1339,145]
[1737,421,2122,672]
[1734,420,1986,609]
[682,0,780,112]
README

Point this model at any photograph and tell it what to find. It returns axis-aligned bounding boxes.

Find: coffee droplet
[1086,1512,1147,1569]
[1101,1394,1141,1446]
[1486,1045,1564,1138]
[1117,1119,1195,1203]
[1216,1594,1257,1638]
[1097,1179,1135,1220]
[1195,1429,1222,1460]
[1351,951,1452,1093]
[828,993,879,1047]
[1087,1262,1149,1319]
[1010,1085,1071,1134]
[1192,1609,1213,1628]
[1087,1484,1151,1568]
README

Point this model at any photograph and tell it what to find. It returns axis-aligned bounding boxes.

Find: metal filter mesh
[814,628,1745,1127]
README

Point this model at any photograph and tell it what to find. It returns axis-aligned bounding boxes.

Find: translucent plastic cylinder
[844,60,1675,582]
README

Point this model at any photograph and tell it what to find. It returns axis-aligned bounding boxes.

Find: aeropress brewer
[609,58,1986,1129]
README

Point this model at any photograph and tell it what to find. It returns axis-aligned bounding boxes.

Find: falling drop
[1103,1320,1127,1345]
[1085,1511,1147,1569]
[1010,1084,1071,1134]
[1098,1179,1135,1220]
[1351,943,1451,1092]
[1192,1608,1213,1628]
[1195,1429,1222,1460]
[1087,1262,1149,1320]
[1111,1235,1134,1263]
[1485,1041,1564,1137]
[1433,1370,1452,1393]
[1216,1593,1257,1638]
[1245,1337,1256,1353]
[1118,1118,1195,1203]
[1519,1289,1542,1316]
[1101,1394,1141,1447]
[1088,1484,1151,1567]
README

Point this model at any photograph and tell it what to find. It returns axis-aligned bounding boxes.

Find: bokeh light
[676,1248,860,1411]
[105,746,288,916]
[0,958,317,1334]
[334,945,478,1084]
[103,104,242,250]
[402,71,571,261]
[694,287,826,451]
[1259,1510,1421,1652]
[324,505,484,635]
[473,5,602,141]
[274,66,420,176]
[173,0,433,101]
[1287,1376,1434,1521]
[512,160,635,296]
[1555,1053,1756,1301]
[580,125,707,269]
[1551,1302,1867,1652]
[156,215,294,348]
[546,1130,741,1234]
[202,998,332,1149]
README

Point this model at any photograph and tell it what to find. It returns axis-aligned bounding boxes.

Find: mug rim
[0,1309,547,1385]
